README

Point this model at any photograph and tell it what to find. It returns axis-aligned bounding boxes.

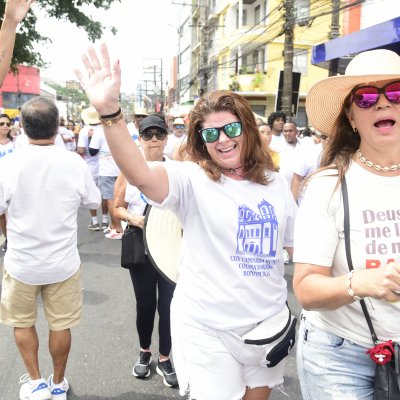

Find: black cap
[139,115,167,135]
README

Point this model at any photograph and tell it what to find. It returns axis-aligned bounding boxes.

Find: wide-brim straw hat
[144,206,183,284]
[81,106,100,125]
[306,49,400,137]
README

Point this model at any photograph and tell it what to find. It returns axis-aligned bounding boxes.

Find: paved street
[0,208,302,399]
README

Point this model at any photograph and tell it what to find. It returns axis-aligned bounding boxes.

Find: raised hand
[75,44,121,116]
[4,0,35,25]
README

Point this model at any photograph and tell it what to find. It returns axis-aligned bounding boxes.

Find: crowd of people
[0,2,399,400]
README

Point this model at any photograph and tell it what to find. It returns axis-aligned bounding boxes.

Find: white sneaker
[105,229,123,240]
[47,374,69,400]
[19,374,52,400]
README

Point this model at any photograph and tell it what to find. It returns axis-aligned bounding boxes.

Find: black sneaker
[132,351,152,378]
[1,239,6,252]
[156,359,178,388]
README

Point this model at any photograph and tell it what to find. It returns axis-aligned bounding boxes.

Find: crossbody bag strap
[341,177,379,345]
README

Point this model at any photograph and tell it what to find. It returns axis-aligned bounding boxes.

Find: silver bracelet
[346,270,362,301]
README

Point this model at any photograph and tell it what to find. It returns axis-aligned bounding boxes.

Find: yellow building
[206,0,340,126]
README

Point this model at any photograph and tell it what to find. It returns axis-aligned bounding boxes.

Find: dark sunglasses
[141,129,167,141]
[174,125,185,129]
[314,133,328,141]
[199,121,242,143]
[351,81,400,109]
[0,122,11,127]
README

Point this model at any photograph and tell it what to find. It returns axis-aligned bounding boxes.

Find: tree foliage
[0,0,120,67]
[47,82,88,105]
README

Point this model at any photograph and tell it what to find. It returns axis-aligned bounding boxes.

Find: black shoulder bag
[342,177,400,400]
[120,204,149,268]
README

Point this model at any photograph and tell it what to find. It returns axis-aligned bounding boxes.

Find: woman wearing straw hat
[76,45,296,400]
[293,49,400,399]
[113,115,178,388]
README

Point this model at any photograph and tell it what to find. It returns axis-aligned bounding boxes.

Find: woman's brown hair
[318,93,360,183]
[186,90,275,184]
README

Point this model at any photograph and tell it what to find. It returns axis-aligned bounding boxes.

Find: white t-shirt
[0,145,101,285]
[0,139,15,159]
[125,183,147,216]
[59,126,76,152]
[293,161,400,347]
[150,161,297,330]
[89,127,120,177]
[269,134,286,153]
[77,126,100,179]
[14,132,66,150]
[278,141,301,184]
[293,142,322,178]
[164,134,187,159]
[127,122,139,142]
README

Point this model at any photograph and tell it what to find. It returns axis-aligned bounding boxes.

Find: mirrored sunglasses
[0,122,11,127]
[141,129,167,141]
[199,121,242,143]
[351,81,400,109]
[174,125,185,129]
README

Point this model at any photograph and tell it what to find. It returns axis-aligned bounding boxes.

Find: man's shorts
[0,268,82,331]
[98,175,117,200]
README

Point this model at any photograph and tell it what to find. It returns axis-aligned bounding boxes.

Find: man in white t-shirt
[127,107,148,142]
[290,132,327,204]
[278,121,302,185]
[88,109,123,239]
[164,117,187,159]
[78,107,110,232]
[0,97,101,400]
[268,111,286,153]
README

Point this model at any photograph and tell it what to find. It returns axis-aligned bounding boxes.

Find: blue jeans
[297,316,375,400]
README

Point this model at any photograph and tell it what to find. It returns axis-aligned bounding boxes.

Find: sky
[33,1,181,93]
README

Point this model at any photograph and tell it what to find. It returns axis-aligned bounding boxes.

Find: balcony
[228,72,267,93]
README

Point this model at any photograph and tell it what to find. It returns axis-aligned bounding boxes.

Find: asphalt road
[0,208,302,399]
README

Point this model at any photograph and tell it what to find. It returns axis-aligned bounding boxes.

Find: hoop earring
[353,127,358,133]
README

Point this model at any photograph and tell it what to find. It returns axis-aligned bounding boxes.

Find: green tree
[0,0,120,67]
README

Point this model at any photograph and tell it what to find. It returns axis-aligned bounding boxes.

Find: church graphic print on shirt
[237,200,278,256]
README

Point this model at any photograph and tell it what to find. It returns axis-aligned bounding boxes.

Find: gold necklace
[356,149,400,172]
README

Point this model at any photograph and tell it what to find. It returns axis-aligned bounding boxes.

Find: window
[254,5,260,24]
[295,0,310,24]
[2,92,36,109]
[243,9,248,26]
[293,48,308,74]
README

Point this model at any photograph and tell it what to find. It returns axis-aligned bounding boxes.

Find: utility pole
[199,0,209,95]
[328,0,340,76]
[143,58,164,111]
[282,0,294,119]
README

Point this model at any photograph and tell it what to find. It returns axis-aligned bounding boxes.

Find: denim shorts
[297,316,375,400]
[98,175,117,200]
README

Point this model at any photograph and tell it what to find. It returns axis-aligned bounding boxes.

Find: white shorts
[171,299,285,400]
